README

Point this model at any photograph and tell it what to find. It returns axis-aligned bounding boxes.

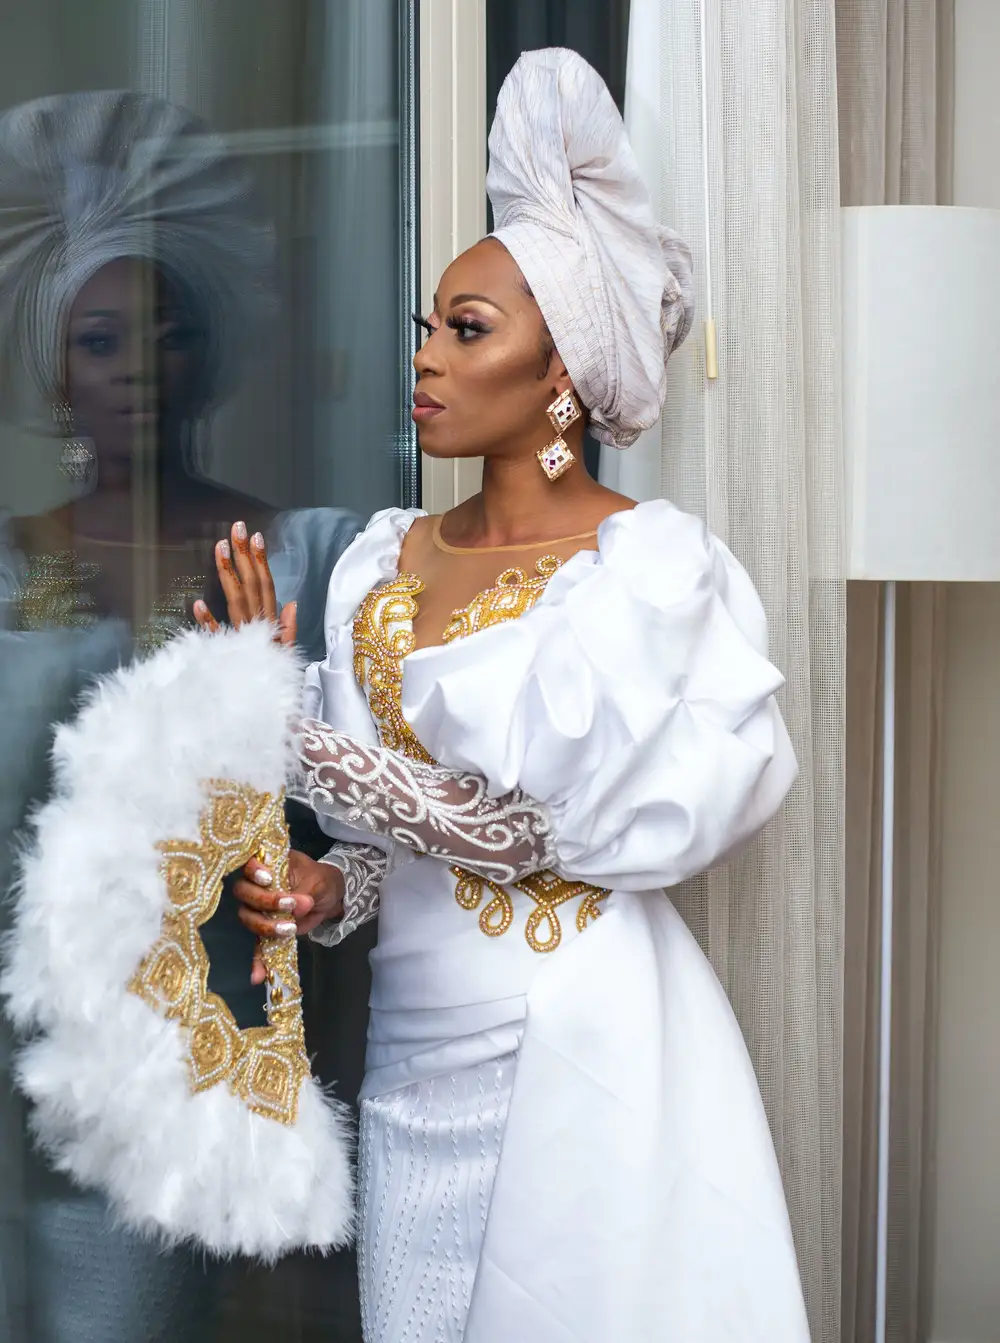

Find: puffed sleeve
[401,500,797,891]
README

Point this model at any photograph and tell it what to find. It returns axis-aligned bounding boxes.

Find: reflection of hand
[234,850,346,985]
[193,520,297,646]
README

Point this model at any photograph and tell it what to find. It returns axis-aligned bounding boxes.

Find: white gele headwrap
[0,90,275,429]
[487,48,695,449]
[0,623,354,1261]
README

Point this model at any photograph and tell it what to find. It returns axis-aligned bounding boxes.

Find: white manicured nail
[277,896,295,913]
[253,866,273,888]
[274,920,296,937]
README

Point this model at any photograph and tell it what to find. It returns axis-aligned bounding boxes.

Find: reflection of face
[412,239,570,460]
[64,257,209,462]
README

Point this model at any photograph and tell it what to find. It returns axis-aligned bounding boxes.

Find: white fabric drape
[605,5,845,1342]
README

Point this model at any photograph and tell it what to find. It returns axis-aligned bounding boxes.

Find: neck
[70,438,194,542]
[465,433,601,546]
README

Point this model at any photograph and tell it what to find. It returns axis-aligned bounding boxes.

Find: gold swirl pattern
[352,574,434,763]
[128,780,311,1126]
[451,866,610,953]
[441,555,561,643]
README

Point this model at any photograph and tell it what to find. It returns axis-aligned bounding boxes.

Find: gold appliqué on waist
[452,865,610,954]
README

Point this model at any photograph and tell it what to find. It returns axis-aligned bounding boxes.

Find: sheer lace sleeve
[290,718,554,886]
[309,842,387,947]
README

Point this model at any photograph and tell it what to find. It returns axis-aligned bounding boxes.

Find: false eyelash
[445,316,491,335]
[411,312,435,335]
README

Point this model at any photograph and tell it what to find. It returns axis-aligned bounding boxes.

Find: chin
[416,432,469,461]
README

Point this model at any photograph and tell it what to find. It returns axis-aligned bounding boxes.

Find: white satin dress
[299,499,812,1343]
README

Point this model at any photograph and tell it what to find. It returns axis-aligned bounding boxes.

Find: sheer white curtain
[605,5,845,1342]
[836,5,954,1340]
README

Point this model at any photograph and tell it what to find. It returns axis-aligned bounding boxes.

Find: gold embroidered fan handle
[254,845,299,1015]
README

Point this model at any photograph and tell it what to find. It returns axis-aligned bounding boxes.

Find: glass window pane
[0,3,416,1340]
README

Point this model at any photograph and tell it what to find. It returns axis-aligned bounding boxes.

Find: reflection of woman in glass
[205,51,811,1343]
[0,91,359,1342]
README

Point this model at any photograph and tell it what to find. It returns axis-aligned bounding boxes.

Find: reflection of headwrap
[487,49,694,449]
[0,90,275,428]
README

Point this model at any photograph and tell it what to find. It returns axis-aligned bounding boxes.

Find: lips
[412,388,445,422]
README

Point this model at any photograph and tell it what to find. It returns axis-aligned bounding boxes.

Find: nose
[117,330,158,384]
[413,325,443,378]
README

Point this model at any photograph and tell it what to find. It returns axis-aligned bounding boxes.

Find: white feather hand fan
[1,621,354,1260]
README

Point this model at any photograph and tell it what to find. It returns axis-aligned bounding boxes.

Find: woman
[200,50,811,1343]
[0,90,361,1342]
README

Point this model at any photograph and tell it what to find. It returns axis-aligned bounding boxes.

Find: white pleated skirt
[357,1053,516,1343]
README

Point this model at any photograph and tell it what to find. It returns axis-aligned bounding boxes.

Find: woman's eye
[446,316,490,342]
[76,331,116,357]
[159,324,201,352]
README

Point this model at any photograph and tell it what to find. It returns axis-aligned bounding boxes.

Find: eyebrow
[74,305,189,321]
[434,291,508,316]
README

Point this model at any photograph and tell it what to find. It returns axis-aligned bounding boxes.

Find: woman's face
[64,257,209,462]
[412,239,573,460]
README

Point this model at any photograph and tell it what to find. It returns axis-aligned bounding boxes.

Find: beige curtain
[836,4,954,1340]
[610,3,845,1340]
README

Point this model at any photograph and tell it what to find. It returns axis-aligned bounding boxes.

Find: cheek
[65,351,115,408]
[161,344,210,410]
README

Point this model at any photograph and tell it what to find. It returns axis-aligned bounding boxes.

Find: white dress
[297,500,812,1343]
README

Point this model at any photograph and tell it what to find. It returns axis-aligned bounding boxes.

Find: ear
[548,353,573,400]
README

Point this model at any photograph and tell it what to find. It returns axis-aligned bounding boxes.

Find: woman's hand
[193,520,296,646]
[233,849,345,984]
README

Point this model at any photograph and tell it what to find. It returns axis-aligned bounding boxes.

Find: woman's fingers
[231,522,263,619]
[251,943,266,986]
[251,531,279,623]
[192,600,220,632]
[233,875,314,918]
[215,539,251,626]
[237,904,298,941]
[277,601,297,647]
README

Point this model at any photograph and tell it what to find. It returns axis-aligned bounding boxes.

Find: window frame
[417,0,486,512]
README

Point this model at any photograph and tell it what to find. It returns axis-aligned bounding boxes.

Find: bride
[198,47,812,1343]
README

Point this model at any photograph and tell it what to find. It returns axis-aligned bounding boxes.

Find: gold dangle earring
[537,389,582,482]
[55,400,96,484]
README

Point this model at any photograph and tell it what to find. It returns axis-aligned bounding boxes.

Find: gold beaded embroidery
[354,555,609,952]
[16,551,99,631]
[128,780,311,1126]
[442,555,561,643]
[352,574,433,763]
[15,549,203,650]
[451,865,610,953]
[134,574,206,655]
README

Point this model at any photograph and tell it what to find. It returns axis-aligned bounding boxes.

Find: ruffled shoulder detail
[402,499,796,890]
[319,506,423,643]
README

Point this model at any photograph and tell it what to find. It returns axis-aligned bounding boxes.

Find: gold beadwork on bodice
[441,555,561,643]
[14,549,203,653]
[352,574,434,763]
[16,552,100,631]
[352,553,610,950]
